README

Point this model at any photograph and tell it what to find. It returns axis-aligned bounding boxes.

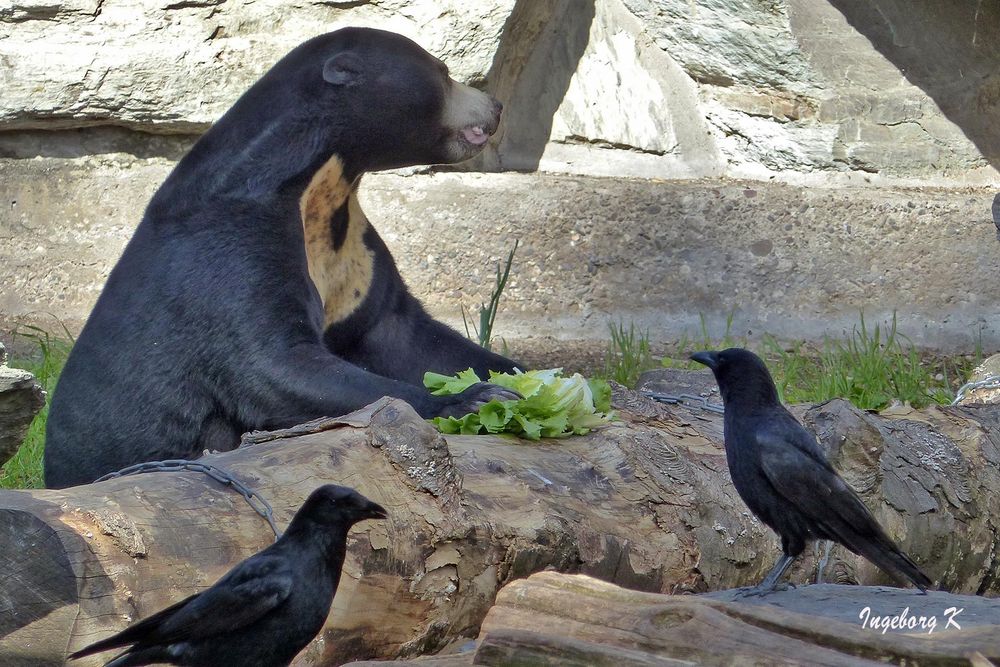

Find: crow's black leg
[740,554,796,597]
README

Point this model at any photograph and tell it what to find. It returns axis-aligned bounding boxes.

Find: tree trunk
[1,376,998,665]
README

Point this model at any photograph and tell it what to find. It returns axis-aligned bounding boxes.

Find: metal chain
[94,459,281,540]
[642,391,725,414]
[951,374,1000,406]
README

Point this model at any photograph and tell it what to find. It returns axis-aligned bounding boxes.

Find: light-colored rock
[623,0,824,93]
[2,0,998,181]
[538,0,722,179]
[702,97,843,174]
[0,341,45,466]
[617,0,996,179]
[789,0,998,174]
[0,0,513,132]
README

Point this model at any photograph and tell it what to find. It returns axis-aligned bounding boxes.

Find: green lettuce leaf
[431,411,483,435]
[588,378,612,413]
[479,399,515,433]
[512,413,543,439]
[425,368,481,396]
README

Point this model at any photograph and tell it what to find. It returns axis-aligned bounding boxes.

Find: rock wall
[4,0,998,181]
[1,0,998,349]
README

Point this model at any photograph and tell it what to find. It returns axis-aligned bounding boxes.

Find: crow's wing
[754,417,873,537]
[152,553,295,640]
[70,553,294,658]
[760,411,836,472]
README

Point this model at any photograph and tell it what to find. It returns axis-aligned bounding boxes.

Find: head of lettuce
[424,368,616,439]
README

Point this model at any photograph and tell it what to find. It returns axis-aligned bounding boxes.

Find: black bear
[44,28,520,489]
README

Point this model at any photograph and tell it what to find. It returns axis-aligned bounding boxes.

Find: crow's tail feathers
[68,639,123,662]
[69,642,171,667]
[828,489,933,592]
[853,532,933,592]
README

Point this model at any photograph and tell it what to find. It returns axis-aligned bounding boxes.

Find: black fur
[329,202,350,252]
[44,28,519,488]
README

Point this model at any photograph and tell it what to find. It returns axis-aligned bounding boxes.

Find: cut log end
[0,506,79,666]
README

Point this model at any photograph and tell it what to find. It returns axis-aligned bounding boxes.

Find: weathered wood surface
[346,572,1000,666]
[0,341,45,465]
[1,373,999,665]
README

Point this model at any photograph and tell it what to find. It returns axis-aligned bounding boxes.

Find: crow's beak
[690,351,719,370]
[366,501,388,520]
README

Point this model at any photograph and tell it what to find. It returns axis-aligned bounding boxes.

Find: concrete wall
[2,0,998,351]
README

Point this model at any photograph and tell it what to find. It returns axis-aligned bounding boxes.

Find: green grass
[1,326,73,489]
[601,320,655,388]
[659,312,977,411]
[761,314,965,409]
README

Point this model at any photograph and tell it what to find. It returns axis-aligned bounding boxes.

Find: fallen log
[1,374,998,665]
[344,572,1000,666]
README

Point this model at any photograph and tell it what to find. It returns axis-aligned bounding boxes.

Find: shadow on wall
[828,0,1000,171]
[468,0,596,172]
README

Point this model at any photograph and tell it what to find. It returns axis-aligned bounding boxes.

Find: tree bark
[1,376,998,665]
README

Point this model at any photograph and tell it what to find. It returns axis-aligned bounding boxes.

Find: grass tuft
[463,239,519,352]
[601,320,655,388]
[761,313,962,410]
[662,312,745,370]
[658,311,977,411]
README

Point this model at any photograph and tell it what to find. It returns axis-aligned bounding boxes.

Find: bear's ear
[322,52,364,86]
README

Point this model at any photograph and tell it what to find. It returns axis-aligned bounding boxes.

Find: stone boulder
[0,342,45,466]
[0,0,513,133]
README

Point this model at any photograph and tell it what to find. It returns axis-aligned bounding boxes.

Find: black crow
[691,348,931,595]
[69,484,387,666]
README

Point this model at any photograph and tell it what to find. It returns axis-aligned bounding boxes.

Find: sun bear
[44,28,520,488]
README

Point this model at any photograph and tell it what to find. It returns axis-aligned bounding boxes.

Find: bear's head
[261,27,502,175]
